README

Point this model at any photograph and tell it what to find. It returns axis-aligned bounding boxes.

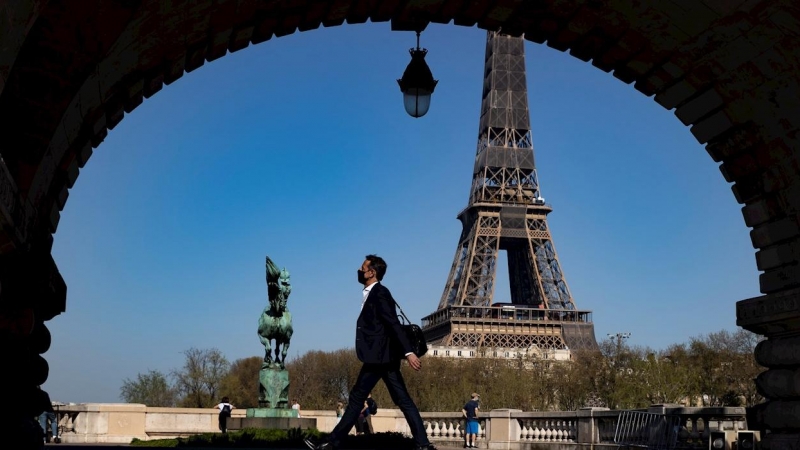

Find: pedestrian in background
[335,401,344,425]
[462,393,480,448]
[36,386,57,443]
[215,396,235,433]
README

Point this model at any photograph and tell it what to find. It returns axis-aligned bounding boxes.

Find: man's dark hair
[365,255,387,281]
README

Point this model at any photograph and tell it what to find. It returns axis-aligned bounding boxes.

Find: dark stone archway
[0,1,798,448]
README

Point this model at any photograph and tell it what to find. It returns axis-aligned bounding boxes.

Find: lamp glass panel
[403,89,432,117]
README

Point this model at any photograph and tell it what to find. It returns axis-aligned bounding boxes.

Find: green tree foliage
[286,349,362,410]
[220,356,263,408]
[281,330,762,412]
[589,338,636,409]
[551,351,595,411]
[120,370,177,406]
[639,347,695,405]
[400,356,486,411]
[172,347,230,408]
[124,329,763,411]
[585,330,762,410]
[684,329,763,407]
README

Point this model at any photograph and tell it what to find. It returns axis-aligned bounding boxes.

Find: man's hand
[406,353,422,371]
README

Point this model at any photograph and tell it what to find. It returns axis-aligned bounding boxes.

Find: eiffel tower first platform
[421,32,598,357]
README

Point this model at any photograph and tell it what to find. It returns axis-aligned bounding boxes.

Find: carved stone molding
[0,159,23,248]
[737,288,800,337]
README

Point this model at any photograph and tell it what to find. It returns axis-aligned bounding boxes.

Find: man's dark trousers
[328,361,429,448]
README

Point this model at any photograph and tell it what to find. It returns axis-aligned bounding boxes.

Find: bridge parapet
[51,403,749,448]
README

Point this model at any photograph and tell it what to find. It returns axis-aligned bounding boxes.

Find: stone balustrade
[50,403,749,448]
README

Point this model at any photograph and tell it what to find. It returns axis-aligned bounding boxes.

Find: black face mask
[357,269,369,284]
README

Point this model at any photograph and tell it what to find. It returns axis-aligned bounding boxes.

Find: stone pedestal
[737,287,800,450]
[577,407,610,444]
[247,407,299,418]
[487,408,521,449]
[258,364,290,409]
[228,414,316,431]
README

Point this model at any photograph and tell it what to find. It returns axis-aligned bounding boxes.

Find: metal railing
[614,410,680,450]
[422,305,593,329]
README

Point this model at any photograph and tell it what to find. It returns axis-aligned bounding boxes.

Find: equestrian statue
[258,256,294,368]
[256,256,295,409]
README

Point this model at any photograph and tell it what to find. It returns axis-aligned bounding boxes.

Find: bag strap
[393,299,412,325]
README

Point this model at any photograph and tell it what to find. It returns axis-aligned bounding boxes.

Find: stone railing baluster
[691,417,701,442]
[47,404,749,446]
[447,419,456,438]
[699,416,711,443]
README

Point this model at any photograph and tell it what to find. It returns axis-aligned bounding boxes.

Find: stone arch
[0,0,799,445]
[0,1,797,296]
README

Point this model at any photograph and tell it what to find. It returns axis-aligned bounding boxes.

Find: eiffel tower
[421,32,598,356]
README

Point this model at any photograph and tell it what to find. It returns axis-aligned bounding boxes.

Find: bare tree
[639,348,693,405]
[551,357,593,411]
[278,328,763,412]
[287,348,362,410]
[220,356,263,408]
[120,370,177,406]
[172,347,230,408]
[686,329,763,407]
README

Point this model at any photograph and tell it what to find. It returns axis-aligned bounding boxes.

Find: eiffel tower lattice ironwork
[421,31,598,354]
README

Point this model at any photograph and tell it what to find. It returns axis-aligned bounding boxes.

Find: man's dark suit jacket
[356,283,414,365]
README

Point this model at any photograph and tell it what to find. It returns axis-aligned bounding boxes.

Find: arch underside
[0,0,797,306]
[2,1,800,441]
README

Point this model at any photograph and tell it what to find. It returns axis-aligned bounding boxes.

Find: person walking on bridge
[305,254,436,450]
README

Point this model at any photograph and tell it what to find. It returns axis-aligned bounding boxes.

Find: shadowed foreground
[43,446,465,449]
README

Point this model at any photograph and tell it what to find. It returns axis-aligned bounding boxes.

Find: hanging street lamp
[397,31,438,118]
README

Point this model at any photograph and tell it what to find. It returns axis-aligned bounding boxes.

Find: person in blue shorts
[462,393,480,448]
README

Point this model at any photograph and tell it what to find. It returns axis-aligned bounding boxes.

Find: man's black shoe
[304,438,334,450]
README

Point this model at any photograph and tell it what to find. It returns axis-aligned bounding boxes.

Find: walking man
[305,255,437,450]
[462,393,480,448]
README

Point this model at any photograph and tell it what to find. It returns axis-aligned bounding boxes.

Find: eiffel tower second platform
[422,304,598,353]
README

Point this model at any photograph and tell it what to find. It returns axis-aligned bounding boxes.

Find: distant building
[426,344,571,361]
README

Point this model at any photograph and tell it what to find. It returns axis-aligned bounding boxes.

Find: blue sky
[45,22,759,403]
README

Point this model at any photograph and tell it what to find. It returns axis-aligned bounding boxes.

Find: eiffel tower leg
[507,244,540,307]
[442,213,502,309]
[439,240,469,310]
[461,214,500,307]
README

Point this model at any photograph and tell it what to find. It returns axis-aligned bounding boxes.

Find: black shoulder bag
[393,300,428,358]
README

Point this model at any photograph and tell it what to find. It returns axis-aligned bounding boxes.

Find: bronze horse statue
[258,257,294,369]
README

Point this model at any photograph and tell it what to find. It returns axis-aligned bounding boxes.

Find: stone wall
[53,403,749,450]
